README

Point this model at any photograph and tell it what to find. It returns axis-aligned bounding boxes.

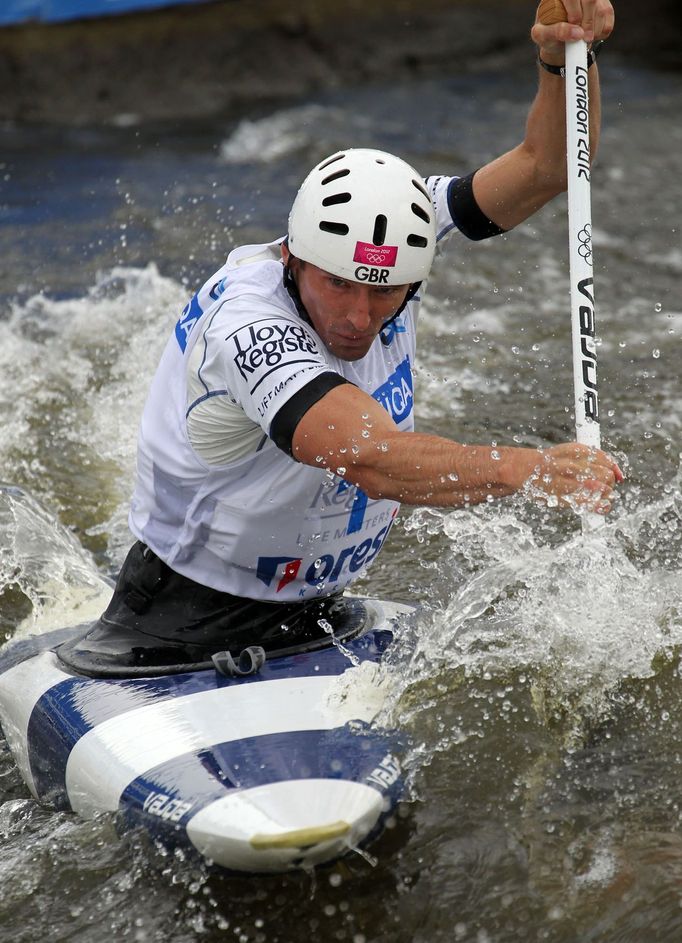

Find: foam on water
[2,261,678,726]
[0,485,111,638]
[220,103,380,165]
[0,266,189,637]
[0,265,187,570]
[0,60,679,941]
[389,472,682,748]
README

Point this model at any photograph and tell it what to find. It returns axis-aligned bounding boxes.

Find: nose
[346,289,372,332]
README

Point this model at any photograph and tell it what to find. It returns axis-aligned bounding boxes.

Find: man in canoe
[61,0,621,672]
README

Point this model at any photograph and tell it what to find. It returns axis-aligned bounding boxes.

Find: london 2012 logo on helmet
[353,242,399,267]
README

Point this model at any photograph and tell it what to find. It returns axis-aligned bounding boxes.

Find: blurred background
[0,0,680,126]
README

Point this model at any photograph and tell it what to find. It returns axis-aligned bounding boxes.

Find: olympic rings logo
[578,224,593,266]
[365,251,389,264]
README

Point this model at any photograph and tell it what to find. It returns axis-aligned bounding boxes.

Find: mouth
[334,332,372,344]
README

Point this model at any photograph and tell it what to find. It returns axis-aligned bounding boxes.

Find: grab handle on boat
[212,645,266,677]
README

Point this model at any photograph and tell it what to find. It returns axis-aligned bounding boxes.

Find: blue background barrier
[0,0,210,26]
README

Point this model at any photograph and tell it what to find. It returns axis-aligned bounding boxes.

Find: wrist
[496,447,541,495]
[537,47,565,67]
[537,39,605,77]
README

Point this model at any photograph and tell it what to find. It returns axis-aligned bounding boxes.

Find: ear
[281,242,291,265]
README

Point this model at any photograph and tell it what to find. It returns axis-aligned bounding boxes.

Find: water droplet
[654,302,662,312]
[652,349,661,359]
[491,450,501,461]
[511,346,520,355]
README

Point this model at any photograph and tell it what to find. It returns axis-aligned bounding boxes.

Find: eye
[328,276,349,289]
[375,285,405,296]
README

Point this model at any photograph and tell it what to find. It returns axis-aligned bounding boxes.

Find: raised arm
[292,383,622,515]
[472,0,615,231]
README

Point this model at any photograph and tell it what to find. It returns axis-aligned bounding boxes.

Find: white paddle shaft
[564,39,600,449]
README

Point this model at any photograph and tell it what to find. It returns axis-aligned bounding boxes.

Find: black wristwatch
[538,40,605,77]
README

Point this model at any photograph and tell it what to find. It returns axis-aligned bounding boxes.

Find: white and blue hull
[0,599,408,872]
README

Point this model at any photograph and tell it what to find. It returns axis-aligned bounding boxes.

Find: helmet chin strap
[282,255,312,326]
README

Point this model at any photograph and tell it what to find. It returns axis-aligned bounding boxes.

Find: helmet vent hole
[411,202,431,225]
[322,192,352,207]
[375,159,386,165]
[319,221,350,236]
[407,235,429,248]
[372,214,388,246]
[322,169,351,185]
[318,153,346,171]
[412,179,430,201]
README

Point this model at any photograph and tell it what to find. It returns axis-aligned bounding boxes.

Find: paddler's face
[283,247,410,361]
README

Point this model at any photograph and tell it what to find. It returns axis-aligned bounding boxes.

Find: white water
[0,250,679,734]
[1,64,681,943]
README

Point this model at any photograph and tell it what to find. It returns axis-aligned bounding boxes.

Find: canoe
[0,597,409,872]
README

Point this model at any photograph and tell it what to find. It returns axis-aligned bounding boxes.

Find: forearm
[473,57,601,230]
[335,432,533,507]
[529,46,602,184]
[292,386,533,506]
[292,381,621,515]
[472,0,612,231]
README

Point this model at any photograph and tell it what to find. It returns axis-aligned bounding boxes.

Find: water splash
[221,105,346,164]
[391,474,682,748]
[219,103,380,165]
[318,618,360,667]
[0,485,111,641]
[0,265,186,568]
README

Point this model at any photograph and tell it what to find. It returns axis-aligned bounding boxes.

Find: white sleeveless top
[129,174,461,601]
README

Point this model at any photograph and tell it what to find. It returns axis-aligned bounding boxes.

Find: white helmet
[287,148,436,286]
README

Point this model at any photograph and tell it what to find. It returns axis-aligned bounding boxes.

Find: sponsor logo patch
[366,754,401,791]
[353,242,398,267]
[372,355,413,424]
[257,515,396,593]
[230,321,319,384]
[174,293,203,352]
[380,315,407,347]
[143,791,193,823]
